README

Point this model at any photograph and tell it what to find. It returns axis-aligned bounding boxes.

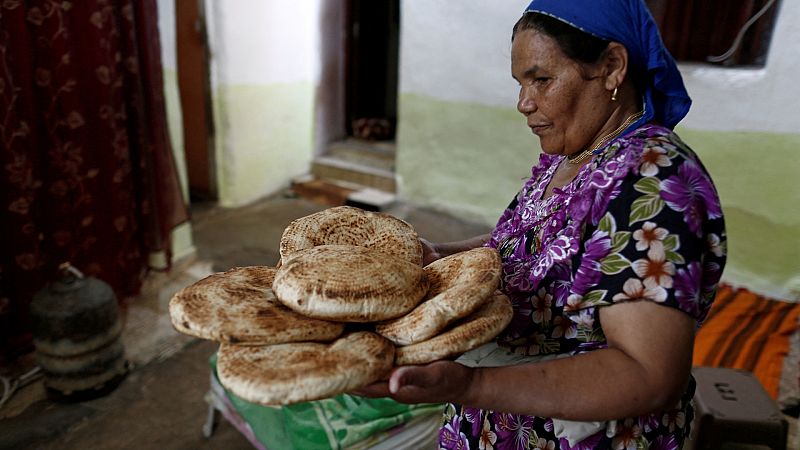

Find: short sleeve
[566,134,727,323]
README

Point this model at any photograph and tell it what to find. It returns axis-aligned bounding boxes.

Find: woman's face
[512,29,610,156]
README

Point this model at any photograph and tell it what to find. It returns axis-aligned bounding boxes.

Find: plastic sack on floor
[208,354,443,450]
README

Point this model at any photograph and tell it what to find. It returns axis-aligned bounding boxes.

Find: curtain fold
[0,0,188,362]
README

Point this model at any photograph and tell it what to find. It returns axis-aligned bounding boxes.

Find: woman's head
[512,13,637,156]
[518,0,691,129]
[513,13,647,94]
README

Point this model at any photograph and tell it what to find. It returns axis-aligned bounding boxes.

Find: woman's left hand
[352,360,475,405]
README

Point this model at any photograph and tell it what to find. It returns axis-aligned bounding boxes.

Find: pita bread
[394,291,513,366]
[217,331,394,405]
[279,206,423,266]
[376,248,501,345]
[273,244,429,322]
[169,266,345,345]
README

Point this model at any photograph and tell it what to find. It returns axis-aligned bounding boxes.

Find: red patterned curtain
[0,0,188,361]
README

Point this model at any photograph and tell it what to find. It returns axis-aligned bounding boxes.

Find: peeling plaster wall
[397,1,800,299]
[204,0,320,207]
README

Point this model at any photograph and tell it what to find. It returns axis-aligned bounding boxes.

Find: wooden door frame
[176,0,217,200]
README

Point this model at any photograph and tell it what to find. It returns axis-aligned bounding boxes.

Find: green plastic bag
[210,354,443,450]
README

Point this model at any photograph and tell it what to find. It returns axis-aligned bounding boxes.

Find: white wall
[157,0,177,69]
[399,1,523,107]
[205,0,320,88]
[203,0,322,206]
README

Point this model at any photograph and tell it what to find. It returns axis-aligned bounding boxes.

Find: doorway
[345,0,399,142]
[313,0,400,193]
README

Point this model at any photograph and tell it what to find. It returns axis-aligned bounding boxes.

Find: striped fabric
[693,284,800,401]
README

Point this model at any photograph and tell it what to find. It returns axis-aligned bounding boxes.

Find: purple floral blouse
[438,125,727,450]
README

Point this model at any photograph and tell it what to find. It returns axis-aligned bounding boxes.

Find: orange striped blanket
[693,284,800,411]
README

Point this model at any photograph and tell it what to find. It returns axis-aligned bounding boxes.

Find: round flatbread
[279,206,423,266]
[376,248,501,345]
[273,244,429,322]
[394,291,513,366]
[217,331,394,405]
[169,266,345,345]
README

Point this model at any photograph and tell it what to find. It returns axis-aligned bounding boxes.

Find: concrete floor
[0,191,490,450]
[6,191,795,450]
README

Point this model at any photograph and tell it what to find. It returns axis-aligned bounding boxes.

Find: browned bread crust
[394,291,513,366]
[169,266,345,345]
[376,248,501,345]
[217,331,394,405]
[273,245,429,322]
[279,206,422,266]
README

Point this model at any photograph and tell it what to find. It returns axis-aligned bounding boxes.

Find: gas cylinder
[29,263,127,401]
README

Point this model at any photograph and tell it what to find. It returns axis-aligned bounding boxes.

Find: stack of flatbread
[169,206,512,406]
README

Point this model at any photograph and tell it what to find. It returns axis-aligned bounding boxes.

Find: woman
[357,1,726,449]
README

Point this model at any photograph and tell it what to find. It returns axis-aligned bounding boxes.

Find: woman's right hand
[420,238,442,266]
[352,361,475,406]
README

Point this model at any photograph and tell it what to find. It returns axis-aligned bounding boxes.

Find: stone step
[326,139,396,173]
[289,175,356,206]
[291,174,397,211]
[311,156,396,193]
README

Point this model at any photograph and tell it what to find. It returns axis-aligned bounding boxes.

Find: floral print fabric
[438,125,727,450]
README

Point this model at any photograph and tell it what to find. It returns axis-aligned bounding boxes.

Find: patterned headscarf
[524,0,691,129]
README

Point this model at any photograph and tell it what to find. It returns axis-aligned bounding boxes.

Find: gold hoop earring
[611,87,618,101]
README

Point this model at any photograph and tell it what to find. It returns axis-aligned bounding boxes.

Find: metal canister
[29,263,127,401]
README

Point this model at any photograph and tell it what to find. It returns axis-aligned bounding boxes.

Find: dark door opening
[345,0,399,142]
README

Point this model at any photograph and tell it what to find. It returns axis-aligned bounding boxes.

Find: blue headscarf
[524,0,690,129]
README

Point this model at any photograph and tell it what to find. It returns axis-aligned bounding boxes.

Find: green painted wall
[212,82,315,207]
[396,93,539,224]
[396,94,800,299]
